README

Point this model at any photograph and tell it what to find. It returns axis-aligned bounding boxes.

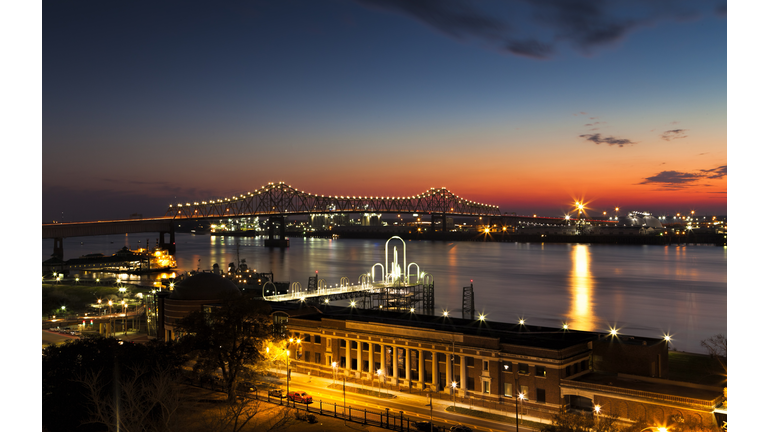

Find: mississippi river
[43,234,726,354]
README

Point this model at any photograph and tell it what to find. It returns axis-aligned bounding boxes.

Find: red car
[287,391,313,403]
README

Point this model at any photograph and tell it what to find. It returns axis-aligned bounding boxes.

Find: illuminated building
[276,305,724,429]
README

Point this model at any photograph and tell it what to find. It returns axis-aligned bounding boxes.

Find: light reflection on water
[43,234,726,354]
[569,245,596,331]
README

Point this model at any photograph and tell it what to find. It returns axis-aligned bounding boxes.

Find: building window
[466,377,474,390]
[315,353,321,363]
[520,385,529,400]
[466,357,475,367]
[351,341,358,349]
[374,344,381,353]
[314,335,321,344]
[483,360,489,371]
[303,334,310,342]
[327,338,332,349]
[504,382,514,397]
[518,363,529,374]
[536,388,546,403]
[340,339,347,348]
[362,342,369,351]
[536,366,546,377]
[483,380,490,394]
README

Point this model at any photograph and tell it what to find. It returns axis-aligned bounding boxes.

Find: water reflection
[568,245,596,331]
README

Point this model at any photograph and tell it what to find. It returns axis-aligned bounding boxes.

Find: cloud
[354,0,507,41]
[700,165,727,179]
[579,133,636,147]
[584,121,605,127]
[505,39,554,59]
[660,129,688,141]
[639,165,727,188]
[353,0,720,59]
[641,170,701,185]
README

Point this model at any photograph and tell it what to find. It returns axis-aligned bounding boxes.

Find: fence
[251,389,450,431]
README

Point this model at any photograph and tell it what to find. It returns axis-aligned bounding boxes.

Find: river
[43,233,727,354]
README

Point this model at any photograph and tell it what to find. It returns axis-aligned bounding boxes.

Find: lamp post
[121,300,127,335]
[451,381,457,410]
[377,369,383,398]
[594,404,601,428]
[108,300,113,337]
[332,361,338,386]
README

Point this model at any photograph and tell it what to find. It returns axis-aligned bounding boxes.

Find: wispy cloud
[579,133,636,147]
[639,165,727,189]
[660,129,688,141]
[354,0,721,59]
[700,165,727,179]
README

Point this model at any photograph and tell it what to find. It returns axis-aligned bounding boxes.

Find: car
[413,421,435,431]
[237,381,256,392]
[287,390,313,403]
[269,388,284,398]
[450,425,472,432]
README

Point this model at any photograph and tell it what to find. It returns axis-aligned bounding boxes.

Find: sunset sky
[41,0,728,222]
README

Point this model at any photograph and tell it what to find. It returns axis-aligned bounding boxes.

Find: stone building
[276,305,724,429]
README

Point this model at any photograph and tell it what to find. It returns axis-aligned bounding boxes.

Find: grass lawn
[42,282,150,318]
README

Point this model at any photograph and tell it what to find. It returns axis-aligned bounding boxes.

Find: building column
[418,349,425,388]
[431,351,438,390]
[405,348,412,382]
[392,346,400,384]
[460,355,468,396]
[357,341,363,377]
[345,339,352,375]
[368,343,374,375]
[381,344,387,378]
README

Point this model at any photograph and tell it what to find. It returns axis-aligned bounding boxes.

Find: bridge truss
[165,181,500,219]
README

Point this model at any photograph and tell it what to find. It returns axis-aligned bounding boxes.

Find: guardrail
[561,380,723,410]
[181,372,448,431]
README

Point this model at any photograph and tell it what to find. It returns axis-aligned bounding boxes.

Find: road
[260,370,540,432]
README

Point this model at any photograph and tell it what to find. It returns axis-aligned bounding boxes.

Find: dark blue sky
[41,0,728,221]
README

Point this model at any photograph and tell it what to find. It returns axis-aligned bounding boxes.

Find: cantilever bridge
[165,181,501,219]
[42,181,502,254]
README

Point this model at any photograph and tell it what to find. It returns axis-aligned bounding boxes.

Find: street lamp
[594,404,601,427]
[451,381,457,410]
[377,369,383,398]
[332,361,338,386]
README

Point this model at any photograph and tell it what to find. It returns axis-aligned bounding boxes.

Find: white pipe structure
[385,236,407,282]
[261,281,278,300]
[406,263,420,284]
[371,263,385,283]
[290,282,302,296]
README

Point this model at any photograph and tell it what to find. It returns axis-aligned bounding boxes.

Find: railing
[181,372,448,431]
[263,281,422,302]
[561,380,724,410]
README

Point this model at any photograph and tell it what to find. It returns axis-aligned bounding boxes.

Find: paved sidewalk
[274,368,549,430]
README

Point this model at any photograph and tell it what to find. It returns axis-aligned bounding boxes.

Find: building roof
[169,272,242,301]
[275,304,602,351]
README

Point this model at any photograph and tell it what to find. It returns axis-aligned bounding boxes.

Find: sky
[41,0,727,221]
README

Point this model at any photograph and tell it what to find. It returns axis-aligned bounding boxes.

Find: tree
[176,296,273,402]
[42,337,187,432]
[700,334,727,374]
[75,364,185,432]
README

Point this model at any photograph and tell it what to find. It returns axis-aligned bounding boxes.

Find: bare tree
[700,334,727,374]
[193,397,294,432]
[75,364,184,432]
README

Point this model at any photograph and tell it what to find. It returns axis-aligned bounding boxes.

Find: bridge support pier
[430,213,447,233]
[265,216,290,248]
[53,237,64,260]
[159,228,176,255]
